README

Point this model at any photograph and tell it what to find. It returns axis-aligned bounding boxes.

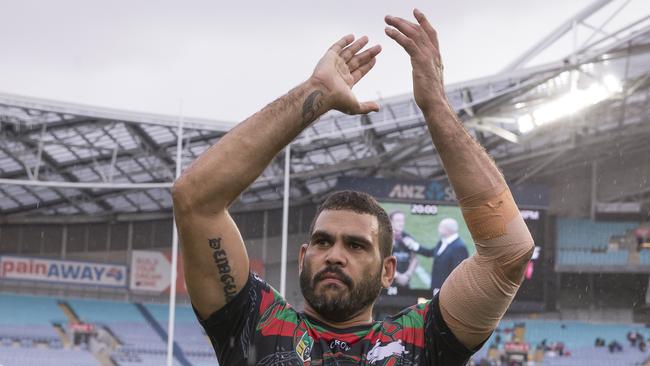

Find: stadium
[1,1,650,365]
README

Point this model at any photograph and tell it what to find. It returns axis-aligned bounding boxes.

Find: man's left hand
[384,9,447,115]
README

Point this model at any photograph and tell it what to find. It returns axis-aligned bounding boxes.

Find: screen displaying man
[390,211,418,288]
[404,218,469,295]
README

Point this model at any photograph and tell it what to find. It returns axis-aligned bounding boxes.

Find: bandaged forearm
[439,185,534,349]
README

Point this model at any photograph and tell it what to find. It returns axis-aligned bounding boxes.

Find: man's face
[391,212,405,237]
[299,209,386,322]
[438,221,449,238]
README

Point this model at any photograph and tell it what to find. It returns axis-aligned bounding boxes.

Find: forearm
[427,107,533,349]
[173,80,329,317]
[427,105,534,348]
[423,104,505,200]
[416,245,435,257]
[174,78,329,211]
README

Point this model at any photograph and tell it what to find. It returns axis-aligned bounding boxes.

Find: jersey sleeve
[192,272,276,365]
[424,294,487,365]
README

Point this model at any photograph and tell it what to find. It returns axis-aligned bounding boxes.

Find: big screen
[379,201,546,304]
[379,201,475,292]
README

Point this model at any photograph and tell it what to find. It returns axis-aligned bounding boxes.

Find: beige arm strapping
[439,184,534,349]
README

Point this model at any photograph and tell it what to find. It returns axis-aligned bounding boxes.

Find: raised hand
[310,35,382,115]
[384,9,447,115]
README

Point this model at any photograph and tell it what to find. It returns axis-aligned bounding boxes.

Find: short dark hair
[308,190,393,259]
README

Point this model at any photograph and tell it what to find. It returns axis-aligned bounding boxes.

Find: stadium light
[517,73,621,133]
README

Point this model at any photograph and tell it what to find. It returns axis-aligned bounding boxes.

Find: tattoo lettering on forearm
[208,237,237,302]
[302,90,324,126]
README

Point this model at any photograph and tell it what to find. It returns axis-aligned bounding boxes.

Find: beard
[300,260,383,323]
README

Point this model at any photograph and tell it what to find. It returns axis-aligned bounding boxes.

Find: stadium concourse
[2,1,650,365]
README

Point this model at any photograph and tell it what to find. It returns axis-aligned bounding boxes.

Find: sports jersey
[195,272,481,365]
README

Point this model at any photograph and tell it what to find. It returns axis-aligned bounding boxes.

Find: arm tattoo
[301,90,324,127]
[208,237,237,303]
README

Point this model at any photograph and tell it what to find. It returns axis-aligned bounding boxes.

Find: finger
[385,27,417,55]
[351,57,377,84]
[329,34,355,53]
[352,101,380,115]
[348,44,381,72]
[385,15,419,39]
[340,36,369,62]
[414,9,439,49]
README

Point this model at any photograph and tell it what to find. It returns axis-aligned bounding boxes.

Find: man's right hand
[310,35,382,116]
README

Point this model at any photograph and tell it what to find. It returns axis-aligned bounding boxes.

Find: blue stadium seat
[0,293,66,326]
[557,218,637,251]
[472,319,650,365]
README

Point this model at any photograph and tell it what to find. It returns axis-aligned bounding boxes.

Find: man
[173,9,534,365]
[635,222,650,249]
[390,210,418,288]
[403,218,469,294]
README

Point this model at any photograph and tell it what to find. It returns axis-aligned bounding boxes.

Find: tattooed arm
[172,35,381,319]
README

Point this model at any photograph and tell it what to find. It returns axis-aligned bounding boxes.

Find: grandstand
[2,0,650,365]
[0,292,215,366]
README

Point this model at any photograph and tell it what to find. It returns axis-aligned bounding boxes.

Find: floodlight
[603,74,622,93]
[517,74,621,134]
[517,115,534,133]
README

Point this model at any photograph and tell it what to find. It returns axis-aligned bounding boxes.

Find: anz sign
[388,182,456,202]
[336,177,550,207]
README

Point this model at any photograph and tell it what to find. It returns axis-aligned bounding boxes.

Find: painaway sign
[0,255,127,288]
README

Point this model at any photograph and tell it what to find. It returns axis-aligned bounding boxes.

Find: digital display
[379,202,546,304]
[380,202,475,293]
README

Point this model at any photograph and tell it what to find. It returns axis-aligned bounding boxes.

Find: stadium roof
[1,0,649,219]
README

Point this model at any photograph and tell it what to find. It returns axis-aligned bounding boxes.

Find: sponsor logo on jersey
[329,339,351,351]
[295,331,313,362]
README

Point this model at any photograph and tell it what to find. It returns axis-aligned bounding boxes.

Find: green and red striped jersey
[195,273,480,365]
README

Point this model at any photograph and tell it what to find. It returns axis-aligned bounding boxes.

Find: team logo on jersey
[295,332,314,362]
[366,339,407,364]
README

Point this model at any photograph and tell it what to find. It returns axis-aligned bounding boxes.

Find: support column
[589,273,596,310]
[556,272,562,311]
[591,161,598,220]
[262,210,268,275]
[126,221,133,302]
[166,102,184,366]
[61,225,68,260]
[280,145,290,297]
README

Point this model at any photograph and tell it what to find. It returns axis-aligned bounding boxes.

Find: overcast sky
[1,0,647,123]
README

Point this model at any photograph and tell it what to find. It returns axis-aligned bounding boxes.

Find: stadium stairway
[95,351,118,366]
[630,249,641,265]
[58,300,82,324]
[59,299,128,366]
[134,302,191,366]
[52,322,72,348]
